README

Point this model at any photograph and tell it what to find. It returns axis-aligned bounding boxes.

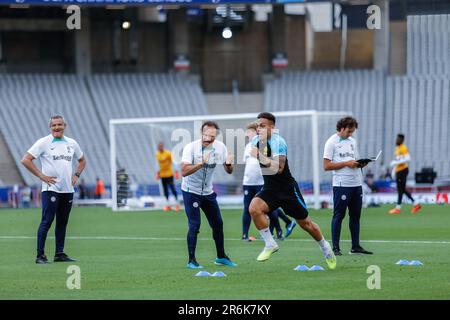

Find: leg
[331,187,348,250]
[250,193,279,260]
[55,193,74,255]
[402,169,415,203]
[281,184,335,268]
[242,186,256,238]
[201,193,226,259]
[161,178,170,201]
[182,191,201,261]
[277,209,292,226]
[37,192,58,256]
[168,177,178,200]
[348,187,362,249]
[267,209,283,238]
[396,172,405,205]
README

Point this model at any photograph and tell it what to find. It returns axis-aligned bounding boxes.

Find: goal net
[109,111,349,211]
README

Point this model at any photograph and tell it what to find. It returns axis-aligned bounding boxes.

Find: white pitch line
[0,236,449,245]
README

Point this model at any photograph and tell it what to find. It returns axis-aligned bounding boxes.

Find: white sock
[396,204,401,210]
[317,237,332,259]
[259,227,277,248]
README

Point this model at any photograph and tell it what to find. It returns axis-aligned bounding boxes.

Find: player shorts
[255,183,309,220]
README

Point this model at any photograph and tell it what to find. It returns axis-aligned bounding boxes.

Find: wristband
[75,172,81,178]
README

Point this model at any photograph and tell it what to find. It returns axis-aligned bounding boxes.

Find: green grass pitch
[0,204,449,300]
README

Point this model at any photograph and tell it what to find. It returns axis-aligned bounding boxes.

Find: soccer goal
[109,110,350,211]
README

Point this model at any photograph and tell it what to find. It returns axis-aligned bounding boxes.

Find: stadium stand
[0,73,207,186]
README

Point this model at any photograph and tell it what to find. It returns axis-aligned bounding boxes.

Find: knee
[249,203,261,217]
[188,222,201,234]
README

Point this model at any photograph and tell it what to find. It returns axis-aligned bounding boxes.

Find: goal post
[109,110,350,211]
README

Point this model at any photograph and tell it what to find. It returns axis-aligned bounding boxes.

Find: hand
[40,175,56,186]
[346,160,360,169]
[202,150,212,164]
[390,160,397,168]
[250,146,259,158]
[226,153,234,165]
[72,175,78,186]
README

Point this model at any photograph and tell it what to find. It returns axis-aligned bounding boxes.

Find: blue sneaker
[214,256,237,267]
[285,220,297,238]
[187,259,204,269]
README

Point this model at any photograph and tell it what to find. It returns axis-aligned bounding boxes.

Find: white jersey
[242,142,264,186]
[27,134,84,193]
[181,139,228,196]
[323,133,362,187]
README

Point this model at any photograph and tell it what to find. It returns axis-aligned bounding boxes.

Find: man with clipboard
[323,117,373,256]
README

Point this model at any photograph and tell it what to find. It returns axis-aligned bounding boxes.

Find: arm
[181,162,204,177]
[223,153,234,174]
[257,152,286,174]
[72,155,86,186]
[391,153,411,167]
[21,153,56,186]
[323,158,359,171]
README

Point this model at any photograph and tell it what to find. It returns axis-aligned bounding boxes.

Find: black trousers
[396,168,414,205]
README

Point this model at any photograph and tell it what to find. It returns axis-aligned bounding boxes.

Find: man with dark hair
[323,116,372,255]
[388,134,422,214]
[21,115,86,264]
[249,112,336,269]
[241,122,296,241]
[180,121,237,269]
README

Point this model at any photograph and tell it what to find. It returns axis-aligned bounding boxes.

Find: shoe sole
[214,262,237,267]
[257,247,279,262]
[349,252,373,255]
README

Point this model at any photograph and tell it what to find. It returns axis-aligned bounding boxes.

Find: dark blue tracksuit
[332,186,363,249]
[182,190,226,260]
[37,191,74,256]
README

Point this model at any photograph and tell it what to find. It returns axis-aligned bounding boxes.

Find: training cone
[211,271,227,277]
[396,259,410,265]
[309,265,325,271]
[294,265,310,271]
[195,271,211,277]
[409,260,423,266]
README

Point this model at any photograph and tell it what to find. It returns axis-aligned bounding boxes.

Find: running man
[242,122,296,241]
[249,112,336,269]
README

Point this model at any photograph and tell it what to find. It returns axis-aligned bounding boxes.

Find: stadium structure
[0,0,449,210]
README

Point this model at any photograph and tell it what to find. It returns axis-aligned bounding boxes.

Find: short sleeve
[181,143,193,164]
[243,143,251,163]
[27,139,44,159]
[250,136,259,147]
[272,137,287,157]
[221,143,228,163]
[73,141,84,160]
[323,138,334,160]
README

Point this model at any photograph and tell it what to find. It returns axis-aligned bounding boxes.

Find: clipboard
[357,150,382,168]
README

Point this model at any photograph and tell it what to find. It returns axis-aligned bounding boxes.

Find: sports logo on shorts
[244,190,248,195]
[193,202,199,208]
[51,196,56,202]
[341,194,347,201]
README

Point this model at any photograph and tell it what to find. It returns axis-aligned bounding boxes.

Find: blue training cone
[195,271,212,277]
[294,265,310,271]
[396,259,410,265]
[309,265,325,271]
[211,271,227,277]
[409,260,423,266]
